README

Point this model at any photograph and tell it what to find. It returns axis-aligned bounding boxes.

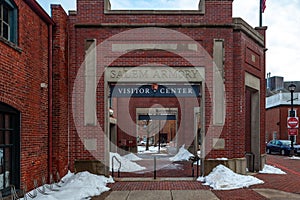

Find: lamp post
[155,109,161,154]
[288,83,296,156]
[145,113,150,151]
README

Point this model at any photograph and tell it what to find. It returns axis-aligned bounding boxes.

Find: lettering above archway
[105,66,205,83]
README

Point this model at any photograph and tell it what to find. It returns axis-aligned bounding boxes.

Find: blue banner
[110,84,200,98]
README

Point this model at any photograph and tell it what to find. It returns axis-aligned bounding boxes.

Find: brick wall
[75,0,233,25]
[266,107,280,141]
[0,0,50,189]
[232,29,266,157]
[266,106,300,144]
[51,5,69,178]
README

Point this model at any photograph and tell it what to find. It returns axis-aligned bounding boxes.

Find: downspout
[48,24,53,176]
[67,22,70,169]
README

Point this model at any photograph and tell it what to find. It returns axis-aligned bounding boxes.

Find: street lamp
[288,83,296,156]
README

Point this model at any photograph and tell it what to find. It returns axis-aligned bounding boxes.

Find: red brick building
[51,0,267,176]
[266,90,300,144]
[0,0,56,194]
[0,0,267,195]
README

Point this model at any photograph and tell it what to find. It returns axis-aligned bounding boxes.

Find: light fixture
[288,83,296,93]
[40,83,48,88]
[151,83,159,92]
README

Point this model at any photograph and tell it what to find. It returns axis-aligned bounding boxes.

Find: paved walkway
[92,155,300,199]
[105,190,219,200]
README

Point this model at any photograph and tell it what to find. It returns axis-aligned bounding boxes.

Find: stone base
[204,157,247,176]
[260,154,267,170]
[74,160,109,176]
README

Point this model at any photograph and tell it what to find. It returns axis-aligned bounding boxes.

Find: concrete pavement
[101,189,300,200]
[104,190,219,200]
[254,189,300,200]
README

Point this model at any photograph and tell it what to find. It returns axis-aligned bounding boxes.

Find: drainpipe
[48,24,53,177]
[67,23,70,170]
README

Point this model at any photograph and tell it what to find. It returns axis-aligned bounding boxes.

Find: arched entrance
[0,102,20,194]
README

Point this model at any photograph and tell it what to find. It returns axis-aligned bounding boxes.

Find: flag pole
[259,0,263,27]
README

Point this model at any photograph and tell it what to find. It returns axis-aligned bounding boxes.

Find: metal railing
[154,156,157,179]
[190,155,200,178]
[112,156,121,178]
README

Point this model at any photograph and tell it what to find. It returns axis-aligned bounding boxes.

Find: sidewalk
[104,190,219,200]
[92,155,300,199]
[98,189,300,200]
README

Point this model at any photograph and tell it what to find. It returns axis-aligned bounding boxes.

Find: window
[0,0,17,43]
[0,103,20,195]
[288,108,297,117]
[272,132,277,140]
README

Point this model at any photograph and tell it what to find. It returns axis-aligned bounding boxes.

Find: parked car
[266,140,300,156]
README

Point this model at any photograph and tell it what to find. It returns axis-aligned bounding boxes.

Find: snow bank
[169,145,194,162]
[198,165,264,190]
[110,152,146,172]
[216,158,228,161]
[138,146,167,154]
[22,171,114,200]
[123,153,142,161]
[161,163,183,170]
[259,164,286,174]
[288,156,300,160]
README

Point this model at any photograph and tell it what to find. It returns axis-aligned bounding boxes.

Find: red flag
[262,0,267,13]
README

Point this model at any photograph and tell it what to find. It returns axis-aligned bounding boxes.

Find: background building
[266,76,300,144]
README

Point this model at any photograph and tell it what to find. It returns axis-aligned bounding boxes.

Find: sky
[36,0,300,81]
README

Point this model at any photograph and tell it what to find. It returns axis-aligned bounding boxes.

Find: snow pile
[216,158,228,161]
[123,153,142,161]
[138,146,167,154]
[22,171,114,200]
[161,163,183,170]
[169,145,194,162]
[110,152,146,172]
[198,165,264,190]
[259,164,286,174]
[288,156,300,160]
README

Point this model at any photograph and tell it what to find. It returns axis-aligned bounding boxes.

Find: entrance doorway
[137,109,177,152]
[108,82,202,178]
[245,87,260,172]
[0,102,20,194]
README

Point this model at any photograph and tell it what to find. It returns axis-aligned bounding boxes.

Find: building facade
[266,76,300,144]
[52,0,267,176]
[0,0,267,195]
[266,103,300,144]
